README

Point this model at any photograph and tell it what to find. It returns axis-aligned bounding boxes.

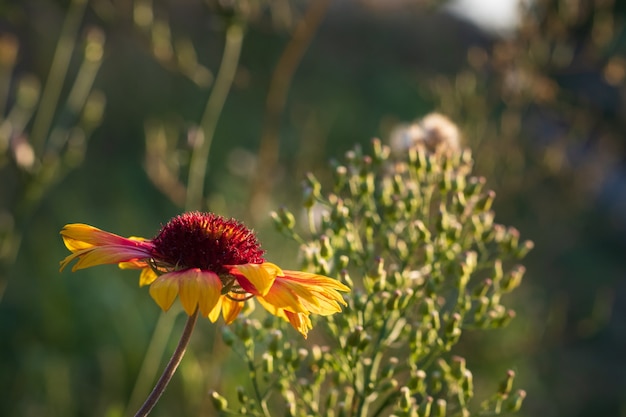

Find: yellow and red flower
[60,212,349,338]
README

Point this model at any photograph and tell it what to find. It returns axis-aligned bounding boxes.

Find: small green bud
[436,208,450,233]
[262,352,273,373]
[498,370,516,395]
[418,395,433,417]
[358,334,372,350]
[326,389,339,411]
[320,234,333,258]
[445,313,462,336]
[346,326,364,348]
[430,371,443,393]
[382,357,399,379]
[462,369,474,398]
[367,257,386,288]
[338,255,350,270]
[372,138,390,163]
[516,239,534,258]
[340,269,354,289]
[209,390,228,411]
[334,165,348,189]
[408,369,427,393]
[465,176,486,197]
[502,265,525,292]
[414,220,431,241]
[419,297,436,315]
[268,329,283,356]
[430,310,441,330]
[236,386,248,404]
[272,206,296,230]
[387,290,402,310]
[380,378,399,392]
[399,386,412,410]
[493,259,503,283]
[476,190,495,212]
[505,227,520,253]
[505,389,527,412]
[433,399,447,417]
[450,355,466,379]
[472,278,492,299]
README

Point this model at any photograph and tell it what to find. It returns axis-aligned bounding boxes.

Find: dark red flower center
[152,212,265,272]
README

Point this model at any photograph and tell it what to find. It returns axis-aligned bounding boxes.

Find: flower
[60,212,349,337]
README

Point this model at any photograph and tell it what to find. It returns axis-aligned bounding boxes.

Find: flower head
[60,211,349,337]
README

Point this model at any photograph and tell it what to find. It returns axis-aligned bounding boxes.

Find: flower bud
[399,386,412,410]
[501,265,525,293]
[472,278,492,299]
[476,190,495,212]
[433,399,447,417]
[408,369,427,393]
[498,370,516,395]
[320,234,333,259]
[262,352,273,373]
[505,389,526,412]
[462,369,474,398]
[209,390,228,410]
[450,355,466,379]
[346,326,365,348]
[418,395,433,417]
[271,206,295,231]
[236,386,248,404]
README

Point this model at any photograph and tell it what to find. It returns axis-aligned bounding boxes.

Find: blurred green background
[1,0,626,416]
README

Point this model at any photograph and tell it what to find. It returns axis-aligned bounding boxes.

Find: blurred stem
[247,0,331,220]
[133,309,199,417]
[185,23,244,211]
[31,0,87,154]
[124,311,179,416]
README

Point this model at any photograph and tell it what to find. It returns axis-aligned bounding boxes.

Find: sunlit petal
[138,267,158,287]
[208,296,223,323]
[228,263,277,296]
[284,310,312,338]
[59,245,154,272]
[222,294,246,324]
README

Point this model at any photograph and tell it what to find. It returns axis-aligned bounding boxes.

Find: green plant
[211,121,532,416]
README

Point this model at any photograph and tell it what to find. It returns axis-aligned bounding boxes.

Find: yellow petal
[232,263,277,296]
[177,270,201,315]
[149,274,179,311]
[285,310,312,338]
[222,294,245,324]
[208,296,223,323]
[261,279,308,314]
[138,267,158,287]
[195,271,222,317]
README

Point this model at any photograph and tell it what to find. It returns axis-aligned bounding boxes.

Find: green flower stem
[134,308,199,417]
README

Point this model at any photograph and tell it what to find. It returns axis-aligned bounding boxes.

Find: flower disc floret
[152,212,265,272]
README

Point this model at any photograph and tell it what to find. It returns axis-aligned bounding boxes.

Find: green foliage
[214,136,532,416]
